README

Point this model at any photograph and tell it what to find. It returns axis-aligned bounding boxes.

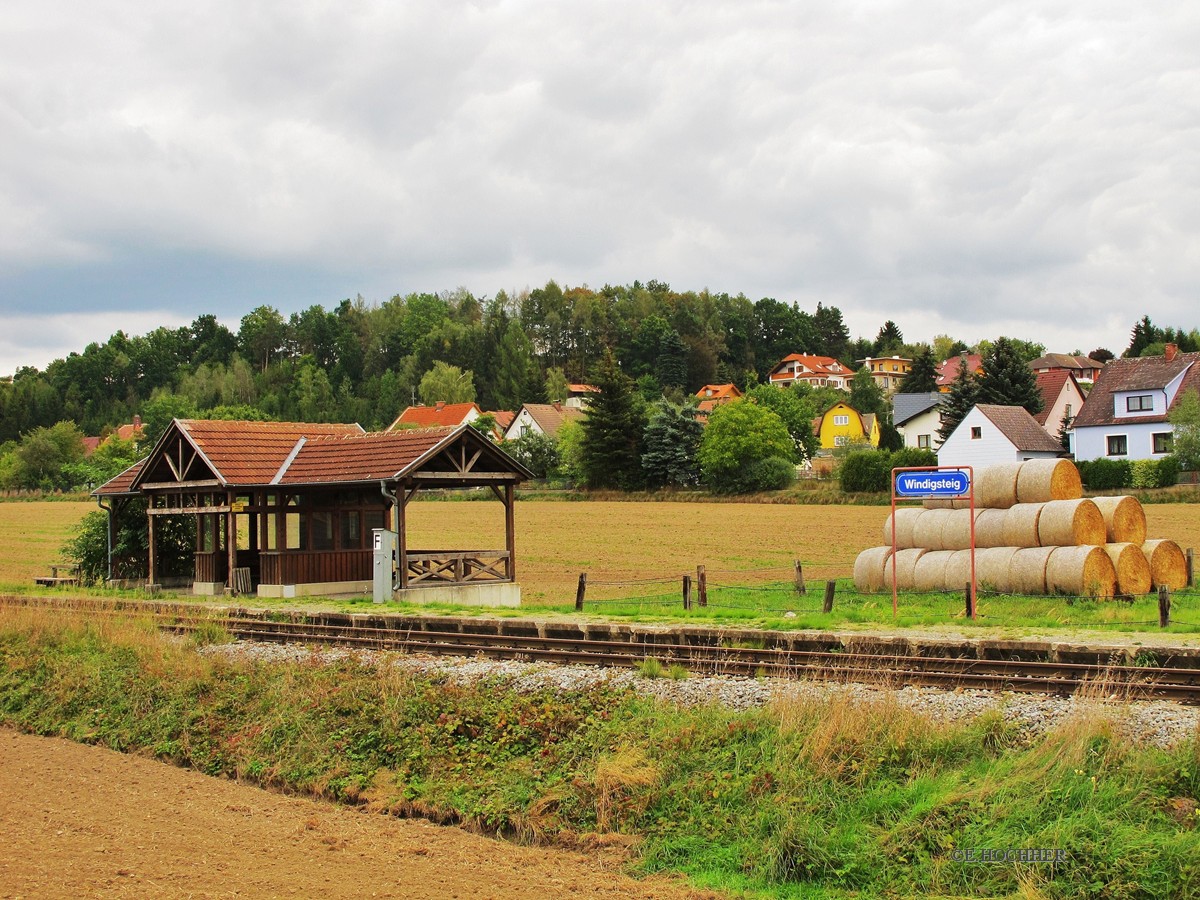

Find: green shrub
[1156,455,1181,487]
[1078,458,1131,490]
[839,448,938,493]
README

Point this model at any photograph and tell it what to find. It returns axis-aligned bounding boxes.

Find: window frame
[1126,394,1154,413]
[1106,434,1128,457]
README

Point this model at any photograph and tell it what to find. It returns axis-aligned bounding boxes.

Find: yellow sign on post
[231,501,247,513]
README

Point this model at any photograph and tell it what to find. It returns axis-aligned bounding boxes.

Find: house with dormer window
[768,354,851,390]
[1069,344,1200,461]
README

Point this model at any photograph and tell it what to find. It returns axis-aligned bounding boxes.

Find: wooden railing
[259,550,372,585]
[404,550,512,586]
[194,551,221,583]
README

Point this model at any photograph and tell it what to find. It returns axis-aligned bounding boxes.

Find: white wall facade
[938,408,1061,468]
[898,408,941,450]
[1071,421,1175,462]
[503,407,543,441]
[1041,381,1084,438]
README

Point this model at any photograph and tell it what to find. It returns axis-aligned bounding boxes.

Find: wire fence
[572,558,1200,629]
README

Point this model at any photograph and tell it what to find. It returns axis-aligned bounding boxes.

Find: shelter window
[341,511,361,548]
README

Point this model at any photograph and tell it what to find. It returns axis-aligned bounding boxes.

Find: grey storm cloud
[1,0,1198,371]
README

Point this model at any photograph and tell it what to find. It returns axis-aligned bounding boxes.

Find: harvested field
[4,500,1200,607]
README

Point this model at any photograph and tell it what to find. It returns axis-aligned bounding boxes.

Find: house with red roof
[1070,344,1200,461]
[1034,371,1086,440]
[768,354,852,390]
[695,383,742,415]
[503,403,585,441]
[565,383,600,409]
[935,353,984,392]
[388,401,481,431]
[83,414,147,456]
[938,405,1064,468]
[1029,353,1106,385]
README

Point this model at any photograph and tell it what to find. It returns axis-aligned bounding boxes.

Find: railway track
[7,595,1200,704]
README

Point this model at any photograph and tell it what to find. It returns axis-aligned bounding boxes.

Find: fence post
[822,580,835,613]
[575,573,587,611]
[965,581,976,620]
[794,560,807,595]
[682,574,692,610]
[1159,585,1171,628]
[697,565,707,607]
[1187,548,1195,588]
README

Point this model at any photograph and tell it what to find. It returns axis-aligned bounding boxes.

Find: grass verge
[2,606,1199,898]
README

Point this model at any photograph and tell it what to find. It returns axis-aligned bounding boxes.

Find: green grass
[2,606,1198,899]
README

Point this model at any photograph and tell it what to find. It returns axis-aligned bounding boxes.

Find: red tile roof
[488,410,516,431]
[770,354,847,378]
[279,427,460,484]
[1033,370,1070,425]
[975,405,1063,453]
[696,383,741,401]
[166,419,364,486]
[936,354,983,387]
[389,402,481,430]
[93,458,149,496]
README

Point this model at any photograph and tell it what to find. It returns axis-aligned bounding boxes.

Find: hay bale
[922,497,973,510]
[974,508,1008,548]
[976,547,1018,593]
[883,548,928,590]
[853,547,893,592]
[1011,547,1056,594]
[1037,499,1106,547]
[910,507,953,551]
[1003,504,1043,548]
[976,463,1022,509]
[882,508,925,549]
[1016,459,1082,504]
[1046,546,1117,598]
[913,550,955,592]
[937,509,977,551]
[945,549,976,590]
[1102,543,1151,596]
[1091,496,1147,544]
[1143,539,1188,590]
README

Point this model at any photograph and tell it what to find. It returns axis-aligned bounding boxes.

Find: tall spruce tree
[492,321,542,410]
[937,358,980,443]
[579,350,647,490]
[900,346,939,393]
[641,400,703,488]
[977,336,1043,415]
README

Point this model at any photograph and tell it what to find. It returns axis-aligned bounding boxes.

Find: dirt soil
[0,729,714,900]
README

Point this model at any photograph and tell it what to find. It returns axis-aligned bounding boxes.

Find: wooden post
[965,581,976,620]
[683,574,692,610]
[505,483,516,582]
[697,565,707,607]
[147,506,157,588]
[1159,585,1171,628]
[1187,548,1195,588]
[822,580,835,613]
[794,560,806,595]
[397,487,409,590]
[575,573,587,611]
[226,493,237,595]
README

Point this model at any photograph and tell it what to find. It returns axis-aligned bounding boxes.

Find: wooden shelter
[93,419,533,599]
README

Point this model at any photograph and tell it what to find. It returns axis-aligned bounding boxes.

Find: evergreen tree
[874,320,904,356]
[544,367,570,404]
[937,359,980,444]
[901,346,939,393]
[813,303,850,361]
[492,321,542,410]
[977,337,1043,415]
[654,329,688,390]
[579,350,647,490]
[641,400,703,488]
[1125,315,1160,358]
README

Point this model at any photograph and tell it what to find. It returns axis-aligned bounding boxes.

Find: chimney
[1165,343,1178,361]
[133,414,141,428]
[552,402,562,411]
[436,401,446,410]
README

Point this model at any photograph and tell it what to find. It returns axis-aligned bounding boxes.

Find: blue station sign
[894,470,970,498]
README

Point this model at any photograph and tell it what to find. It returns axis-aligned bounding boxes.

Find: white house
[1070,345,1200,461]
[938,404,1064,468]
[503,402,585,441]
[893,392,942,450]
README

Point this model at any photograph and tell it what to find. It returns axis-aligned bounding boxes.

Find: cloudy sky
[2,0,1198,374]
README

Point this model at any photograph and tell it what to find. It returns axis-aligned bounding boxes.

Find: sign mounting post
[889,466,975,619]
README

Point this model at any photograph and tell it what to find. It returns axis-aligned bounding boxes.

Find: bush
[1131,457,1179,489]
[839,448,938,493]
[699,401,794,494]
[1078,458,1132,490]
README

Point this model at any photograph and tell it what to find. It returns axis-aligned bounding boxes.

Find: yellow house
[857,356,913,394]
[813,401,880,450]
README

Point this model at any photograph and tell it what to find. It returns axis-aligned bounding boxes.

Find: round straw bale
[1102,543,1151,596]
[937,509,977,551]
[1003,504,1043,548]
[910,507,953,551]
[1046,546,1116,598]
[1091,496,1147,544]
[853,546,893,593]
[1037,499,1106,547]
[882,508,925,549]
[883,548,928,590]
[976,547,1018,593]
[944,549,976,590]
[976,463,1022,509]
[1143,539,1188,590]
[1011,546,1056,595]
[913,550,955,592]
[1016,458,1082,504]
[922,497,973,510]
[974,508,1009,548]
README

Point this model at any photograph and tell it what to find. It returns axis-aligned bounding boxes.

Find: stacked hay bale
[854,458,1188,597]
